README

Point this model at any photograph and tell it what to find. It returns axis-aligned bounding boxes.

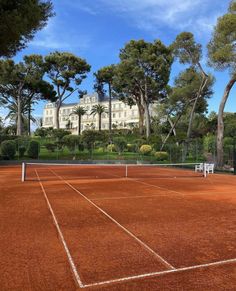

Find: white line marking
[130,178,185,196]
[35,170,84,288]
[91,193,180,201]
[50,169,175,270]
[82,257,236,288]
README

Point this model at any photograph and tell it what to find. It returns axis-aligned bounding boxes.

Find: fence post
[203,163,207,178]
[22,162,26,182]
[234,142,236,175]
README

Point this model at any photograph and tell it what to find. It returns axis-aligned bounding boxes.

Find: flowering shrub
[139,144,152,155]
[154,151,169,161]
[107,144,116,152]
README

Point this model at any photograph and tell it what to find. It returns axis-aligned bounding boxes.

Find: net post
[125,164,128,178]
[203,163,207,178]
[22,162,26,182]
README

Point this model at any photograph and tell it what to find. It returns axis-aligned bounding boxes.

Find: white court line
[129,178,186,197]
[91,193,182,201]
[35,170,84,288]
[50,169,175,270]
[82,257,236,288]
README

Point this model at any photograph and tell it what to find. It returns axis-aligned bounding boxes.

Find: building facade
[42,93,147,134]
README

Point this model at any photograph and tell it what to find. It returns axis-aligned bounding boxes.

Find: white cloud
[30,17,91,51]
[81,0,226,38]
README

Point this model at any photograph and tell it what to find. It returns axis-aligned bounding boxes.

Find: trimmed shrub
[113,137,127,155]
[127,143,136,152]
[52,128,71,140]
[154,151,169,161]
[27,140,40,159]
[133,138,146,151]
[1,140,16,159]
[45,143,57,152]
[97,147,104,153]
[107,144,116,152]
[18,146,26,158]
[139,144,152,155]
[62,135,80,152]
[0,135,18,144]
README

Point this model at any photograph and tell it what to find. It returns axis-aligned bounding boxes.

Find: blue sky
[5,0,236,119]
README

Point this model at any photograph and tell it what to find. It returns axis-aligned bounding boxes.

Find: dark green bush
[27,140,40,159]
[113,137,127,155]
[62,135,80,152]
[127,143,136,152]
[154,151,169,161]
[45,143,57,152]
[18,146,26,158]
[52,129,71,140]
[1,140,16,159]
[0,135,18,144]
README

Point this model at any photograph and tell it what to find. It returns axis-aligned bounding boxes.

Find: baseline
[82,257,236,288]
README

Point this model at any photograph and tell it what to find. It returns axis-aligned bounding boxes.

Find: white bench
[195,163,204,172]
[206,163,214,174]
[195,163,215,174]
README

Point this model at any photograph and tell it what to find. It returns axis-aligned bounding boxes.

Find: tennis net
[22,162,207,182]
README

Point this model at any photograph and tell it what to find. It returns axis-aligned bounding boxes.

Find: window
[119,104,122,109]
[124,112,127,117]
[113,113,116,118]
[119,112,121,118]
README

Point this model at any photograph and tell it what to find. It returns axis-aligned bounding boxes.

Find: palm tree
[90,104,107,131]
[71,106,87,135]
[5,100,36,135]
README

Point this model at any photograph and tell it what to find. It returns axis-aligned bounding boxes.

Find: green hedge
[1,140,16,159]
[27,140,40,159]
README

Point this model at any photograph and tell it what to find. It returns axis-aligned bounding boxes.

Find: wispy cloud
[30,17,91,51]
[75,0,226,38]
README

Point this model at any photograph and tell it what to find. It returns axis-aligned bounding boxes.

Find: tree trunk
[217,78,236,167]
[99,114,101,131]
[108,83,112,133]
[160,113,183,151]
[183,77,209,160]
[167,117,177,137]
[28,101,31,136]
[143,80,151,139]
[16,95,22,136]
[55,103,60,129]
[78,115,81,135]
[137,102,144,135]
[144,101,151,139]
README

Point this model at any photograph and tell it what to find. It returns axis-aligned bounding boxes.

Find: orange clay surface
[0,164,236,290]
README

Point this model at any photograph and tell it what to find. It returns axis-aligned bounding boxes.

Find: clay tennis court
[0,163,236,290]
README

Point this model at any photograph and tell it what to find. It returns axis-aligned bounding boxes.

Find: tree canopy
[0,0,54,57]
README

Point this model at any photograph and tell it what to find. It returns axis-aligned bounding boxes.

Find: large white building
[42,93,147,134]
